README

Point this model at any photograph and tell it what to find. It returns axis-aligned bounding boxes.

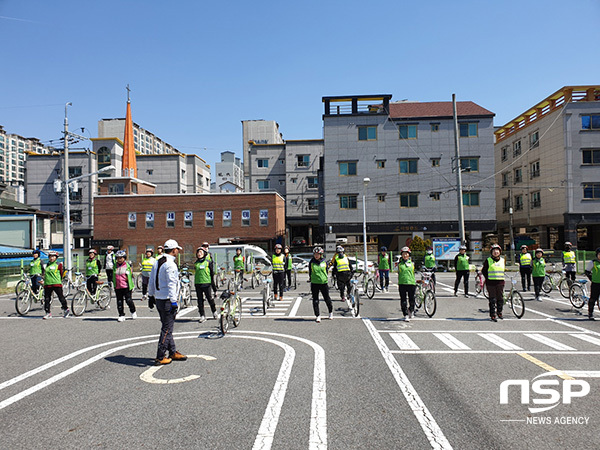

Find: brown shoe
[170,351,188,361]
[155,357,172,365]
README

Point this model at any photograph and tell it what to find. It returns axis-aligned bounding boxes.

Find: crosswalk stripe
[478,333,523,350]
[433,333,471,350]
[390,333,420,350]
[569,334,600,346]
[524,334,576,350]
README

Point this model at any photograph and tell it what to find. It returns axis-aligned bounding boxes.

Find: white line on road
[569,333,600,346]
[477,333,523,350]
[390,332,420,350]
[433,333,471,350]
[289,296,302,317]
[524,333,576,350]
[364,319,453,450]
[390,350,600,355]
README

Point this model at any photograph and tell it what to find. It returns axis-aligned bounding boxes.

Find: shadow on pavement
[105,355,155,367]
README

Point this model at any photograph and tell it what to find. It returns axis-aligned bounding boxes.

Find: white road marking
[389,350,600,355]
[139,355,216,384]
[524,333,576,350]
[390,332,420,350]
[562,370,600,378]
[289,296,302,317]
[434,333,471,350]
[175,306,197,318]
[364,319,453,450]
[378,330,578,333]
[569,333,600,346]
[478,333,523,350]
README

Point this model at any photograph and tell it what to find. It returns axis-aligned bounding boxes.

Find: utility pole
[452,94,466,245]
[63,102,72,279]
[508,188,515,266]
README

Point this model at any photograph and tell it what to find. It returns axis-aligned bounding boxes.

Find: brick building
[93,192,285,259]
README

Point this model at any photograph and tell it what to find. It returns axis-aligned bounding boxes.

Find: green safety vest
[592,261,600,284]
[142,257,156,273]
[234,254,244,271]
[286,254,293,270]
[424,254,436,269]
[113,262,135,290]
[379,254,390,270]
[272,254,285,272]
[86,258,99,276]
[397,259,416,285]
[310,260,328,284]
[563,251,576,264]
[335,255,350,272]
[520,253,532,266]
[30,258,43,275]
[44,261,62,286]
[456,254,470,271]
[487,257,505,281]
[532,258,546,277]
[194,260,212,284]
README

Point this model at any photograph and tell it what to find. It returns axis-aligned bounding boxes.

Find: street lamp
[363,177,370,274]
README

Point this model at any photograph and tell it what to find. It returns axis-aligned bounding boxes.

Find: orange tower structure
[122,85,137,178]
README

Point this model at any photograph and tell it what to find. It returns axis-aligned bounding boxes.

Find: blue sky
[1,0,598,168]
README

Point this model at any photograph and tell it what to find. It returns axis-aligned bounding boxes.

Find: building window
[399,124,417,139]
[260,209,268,226]
[582,149,600,165]
[291,178,297,184]
[98,146,111,175]
[431,123,439,132]
[400,193,418,208]
[146,212,154,229]
[376,160,386,169]
[514,195,524,211]
[339,161,357,176]
[377,194,386,202]
[290,199,298,206]
[297,154,310,167]
[242,210,250,227]
[513,140,521,157]
[257,180,270,190]
[501,146,508,162]
[531,191,541,208]
[583,183,600,199]
[279,180,285,186]
[339,195,358,209]
[205,211,214,227]
[166,212,175,228]
[257,159,269,168]
[582,115,600,130]
[109,183,124,194]
[399,159,418,174]
[530,131,539,149]
[70,210,82,223]
[147,169,153,175]
[530,161,540,178]
[462,192,480,207]
[502,197,510,213]
[502,172,509,187]
[459,123,478,137]
[184,211,193,228]
[223,210,232,227]
[460,158,479,172]
[128,212,137,229]
[514,168,522,184]
[358,126,377,141]
[307,198,319,210]
[279,159,285,165]
[431,158,440,167]
[430,192,441,201]
[307,177,318,188]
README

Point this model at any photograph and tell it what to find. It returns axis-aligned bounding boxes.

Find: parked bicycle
[219,288,242,334]
[250,266,262,289]
[474,267,488,299]
[177,266,192,309]
[216,265,228,288]
[61,269,86,298]
[228,270,245,291]
[502,275,525,318]
[15,277,46,316]
[347,275,361,317]
[362,270,381,299]
[541,263,571,298]
[71,282,112,316]
[415,278,436,317]
[261,273,274,315]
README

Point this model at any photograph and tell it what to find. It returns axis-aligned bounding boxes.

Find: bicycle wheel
[510,290,525,318]
[541,276,552,294]
[365,278,375,299]
[415,285,424,309]
[352,289,360,317]
[97,285,111,310]
[232,296,242,327]
[61,278,71,297]
[329,274,337,290]
[559,278,571,298]
[569,283,585,309]
[262,287,268,315]
[424,290,437,317]
[550,272,562,285]
[220,303,231,334]
[292,271,297,290]
[251,273,257,289]
[136,274,143,290]
[474,276,482,296]
[71,291,87,316]
[15,290,32,316]
[483,283,489,299]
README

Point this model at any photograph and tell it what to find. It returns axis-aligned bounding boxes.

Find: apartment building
[242,120,284,191]
[214,151,244,192]
[98,118,180,155]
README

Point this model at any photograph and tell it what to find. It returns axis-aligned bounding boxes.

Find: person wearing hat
[283,246,292,291]
[518,244,532,292]
[562,242,576,283]
[86,249,101,296]
[29,249,45,295]
[309,247,333,322]
[156,245,165,260]
[272,244,286,301]
[201,242,213,262]
[194,247,218,323]
[330,245,354,304]
[453,245,470,297]
[148,239,187,365]
[423,247,436,288]
[532,249,546,301]
[104,245,116,288]
[398,246,416,321]
[43,251,70,319]
[584,247,600,320]
[482,244,505,322]
[140,248,156,301]
[233,247,245,289]
[113,250,137,322]
[378,246,392,293]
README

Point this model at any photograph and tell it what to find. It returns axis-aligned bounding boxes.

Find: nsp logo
[500,371,590,413]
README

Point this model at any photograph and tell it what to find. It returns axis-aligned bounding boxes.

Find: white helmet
[163,239,182,250]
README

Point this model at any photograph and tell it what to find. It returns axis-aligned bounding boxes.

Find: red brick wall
[94,193,285,256]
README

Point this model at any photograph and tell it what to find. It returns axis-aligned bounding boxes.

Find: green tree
[410,235,426,252]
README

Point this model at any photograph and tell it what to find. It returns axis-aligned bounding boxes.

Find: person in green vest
[330,246,354,304]
[453,245,470,297]
[482,244,505,322]
[309,247,333,322]
[42,250,70,319]
[422,247,436,288]
[562,241,576,282]
[29,249,45,295]
[378,246,391,292]
[272,244,286,301]
[113,250,137,322]
[233,247,245,288]
[518,244,532,292]
[284,246,293,291]
[584,247,600,320]
[398,246,416,321]
[141,248,156,301]
[532,248,546,302]
[85,249,101,296]
[195,247,218,323]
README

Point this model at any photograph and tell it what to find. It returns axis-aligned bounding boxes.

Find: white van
[206,244,269,272]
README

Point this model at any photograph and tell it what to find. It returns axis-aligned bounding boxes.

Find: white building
[98,118,180,156]
[214,151,244,192]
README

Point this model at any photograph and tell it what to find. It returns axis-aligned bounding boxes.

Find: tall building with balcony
[98,118,181,155]
[242,120,284,190]
[494,85,600,251]
[214,151,244,192]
